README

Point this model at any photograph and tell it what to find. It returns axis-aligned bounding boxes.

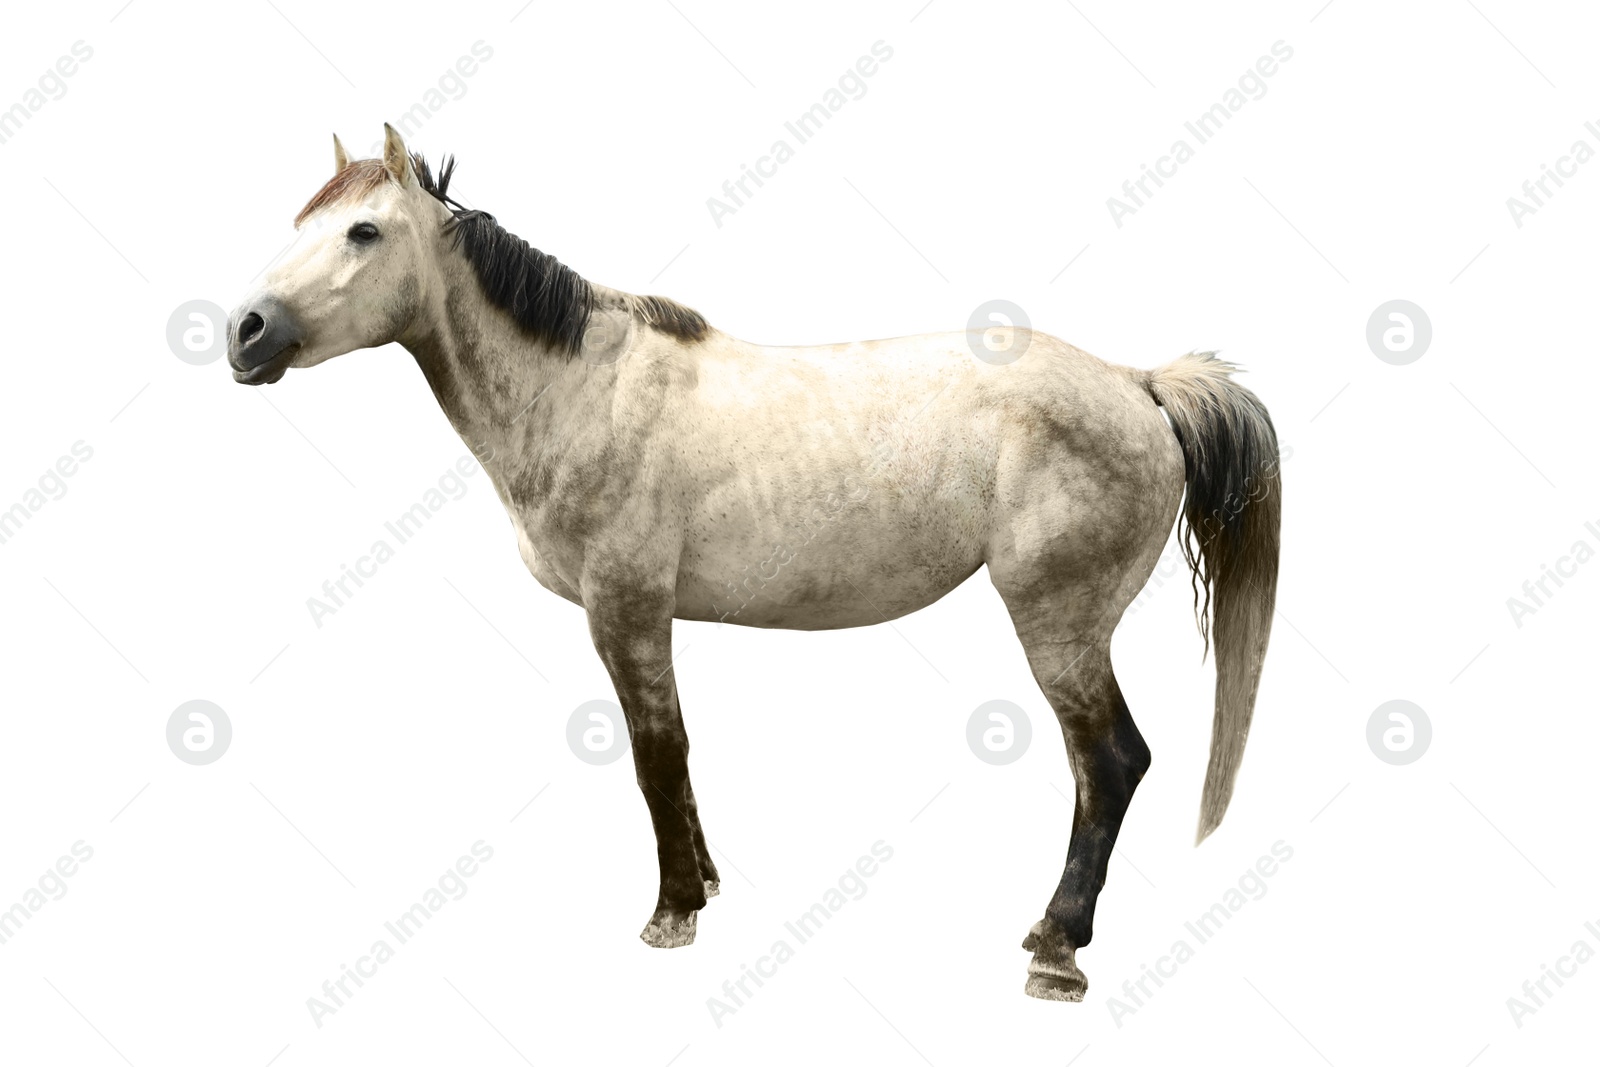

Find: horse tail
[1142,351,1282,844]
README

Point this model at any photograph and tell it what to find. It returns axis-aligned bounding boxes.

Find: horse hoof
[1024,972,1087,1002]
[1021,920,1044,952]
[704,879,721,898]
[1025,941,1087,1002]
[640,909,698,948]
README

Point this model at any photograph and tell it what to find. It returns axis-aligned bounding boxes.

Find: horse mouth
[231,344,299,386]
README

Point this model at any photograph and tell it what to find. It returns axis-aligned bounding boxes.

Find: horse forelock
[293,158,394,226]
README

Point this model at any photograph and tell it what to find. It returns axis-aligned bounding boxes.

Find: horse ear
[332,133,350,173]
[382,123,415,187]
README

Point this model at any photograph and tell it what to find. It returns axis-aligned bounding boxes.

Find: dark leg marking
[1025,668,1151,1001]
[587,596,709,947]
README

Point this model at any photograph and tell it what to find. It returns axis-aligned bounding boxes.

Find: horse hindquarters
[994,350,1281,1001]
[986,388,1182,1001]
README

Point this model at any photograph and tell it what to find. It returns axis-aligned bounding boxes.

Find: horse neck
[400,254,601,461]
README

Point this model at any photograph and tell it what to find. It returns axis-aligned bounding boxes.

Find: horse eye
[348,222,380,244]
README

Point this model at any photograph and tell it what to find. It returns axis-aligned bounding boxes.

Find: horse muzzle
[228,295,303,385]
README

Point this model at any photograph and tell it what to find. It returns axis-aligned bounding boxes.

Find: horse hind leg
[1027,650,1149,1001]
[992,569,1152,1002]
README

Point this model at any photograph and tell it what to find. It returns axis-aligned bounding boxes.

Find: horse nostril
[238,312,265,345]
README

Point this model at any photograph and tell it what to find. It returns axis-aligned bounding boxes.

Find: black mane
[413,154,707,354]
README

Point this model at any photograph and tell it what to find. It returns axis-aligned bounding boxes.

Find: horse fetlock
[1023,912,1088,952]
[662,869,709,913]
[695,849,721,891]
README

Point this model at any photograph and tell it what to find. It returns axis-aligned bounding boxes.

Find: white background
[1,1,1596,1064]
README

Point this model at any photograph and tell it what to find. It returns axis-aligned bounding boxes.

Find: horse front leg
[586,588,709,947]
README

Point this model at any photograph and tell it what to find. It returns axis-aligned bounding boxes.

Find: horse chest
[488,453,668,607]
[502,505,585,606]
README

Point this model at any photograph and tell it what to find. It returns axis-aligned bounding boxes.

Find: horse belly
[676,479,987,630]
